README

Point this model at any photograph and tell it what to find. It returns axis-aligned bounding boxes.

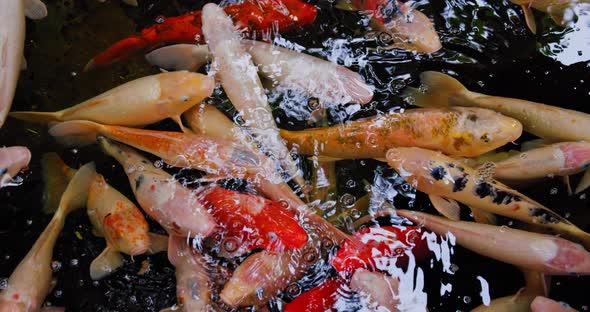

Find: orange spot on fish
[512,204,520,211]
[150,184,155,191]
[12,294,19,300]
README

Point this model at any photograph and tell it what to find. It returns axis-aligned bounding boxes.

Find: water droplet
[278,199,289,208]
[0,278,8,290]
[26,219,33,226]
[463,296,471,304]
[71,148,78,154]
[499,225,508,232]
[450,263,460,273]
[51,261,62,272]
[550,188,558,195]
[321,236,334,249]
[223,238,239,253]
[303,251,318,263]
[54,289,63,298]
[70,259,79,267]
[580,194,587,200]
[350,209,361,219]
[155,15,165,23]
[340,193,356,207]
[346,180,356,188]
[154,160,163,168]
[286,283,301,296]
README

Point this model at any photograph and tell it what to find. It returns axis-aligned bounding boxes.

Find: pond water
[1,0,589,311]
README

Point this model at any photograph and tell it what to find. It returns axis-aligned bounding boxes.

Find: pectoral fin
[575,167,590,194]
[428,195,461,221]
[147,233,169,254]
[563,175,572,195]
[335,0,358,11]
[470,207,497,225]
[24,0,48,20]
[521,5,537,34]
[90,246,124,280]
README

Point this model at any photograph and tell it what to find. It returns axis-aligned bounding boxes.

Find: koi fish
[331,225,430,274]
[48,120,276,181]
[97,137,217,237]
[280,107,522,159]
[166,236,214,312]
[87,172,168,280]
[201,187,308,256]
[40,153,76,214]
[147,41,374,105]
[10,71,214,131]
[472,270,549,312]
[0,0,25,128]
[283,278,346,312]
[202,3,306,190]
[0,162,95,312]
[491,142,590,181]
[350,269,401,312]
[531,296,578,312]
[84,0,318,70]
[405,71,590,142]
[183,104,247,144]
[220,240,320,307]
[0,146,31,188]
[509,0,590,34]
[335,0,441,53]
[386,147,590,249]
[398,209,590,275]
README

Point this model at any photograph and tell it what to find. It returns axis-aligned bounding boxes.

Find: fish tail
[41,153,76,214]
[55,162,96,217]
[90,246,124,280]
[48,120,103,147]
[9,111,62,124]
[402,71,467,108]
[575,168,590,194]
[84,36,149,71]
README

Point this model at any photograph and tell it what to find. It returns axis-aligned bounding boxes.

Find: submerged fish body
[492,142,590,181]
[386,147,590,248]
[167,236,214,311]
[0,146,31,188]
[398,210,590,275]
[0,163,95,312]
[0,0,26,128]
[281,107,522,159]
[350,269,401,312]
[85,0,318,70]
[10,71,214,129]
[338,0,441,53]
[202,3,305,188]
[405,71,590,142]
[98,137,217,237]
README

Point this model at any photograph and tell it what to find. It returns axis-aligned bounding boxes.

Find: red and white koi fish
[146,41,374,105]
[509,0,590,34]
[97,137,217,237]
[165,236,214,312]
[201,3,306,189]
[398,210,590,275]
[283,278,346,312]
[280,107,522,159]
[335,0,441,53]
[0,0,25,128]
[87,172,168,279]
[220,241,320,307]
[201,187,308,257]
[531,296,578,312]
[0,146,31,188]
[10,71,214,131]
[0,162,95,312]
[386,147,590,249]
[405,71,590,142]
[350,269,400,312]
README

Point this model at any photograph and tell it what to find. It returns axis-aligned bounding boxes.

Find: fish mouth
[129,245,149,256]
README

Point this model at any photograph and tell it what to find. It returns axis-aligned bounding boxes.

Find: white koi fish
[0,146,31,188]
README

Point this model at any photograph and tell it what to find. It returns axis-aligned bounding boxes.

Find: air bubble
[0,278,8,290]
[286,283,301,296]
[51,261,62,272]
[463,296,471,304]
[223,238,239,253]
[340,193,356,207]
[155,15,165,23]
[550,188,558,195]
[70,258,79,267]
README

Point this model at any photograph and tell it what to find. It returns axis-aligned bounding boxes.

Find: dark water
[1,0,590,311]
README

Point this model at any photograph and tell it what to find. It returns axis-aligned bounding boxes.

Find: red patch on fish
[560,143,590,170]
[150,184,155,191]
[12,294,19,300]
[202,187,307,252]
[284,278,344,312]
[331,225,430,273]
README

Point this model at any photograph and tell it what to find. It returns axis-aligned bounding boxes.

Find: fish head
[103,203,150,256]
[449,107,523,157]
[386,147,459,194]
[377,7,442,54]
[158,71,215,110]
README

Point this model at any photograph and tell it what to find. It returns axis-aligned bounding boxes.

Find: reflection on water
[539,5,590,65]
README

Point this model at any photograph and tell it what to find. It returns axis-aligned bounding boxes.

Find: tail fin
[48,120,102,147]
[41,153,76,214]
[402,71,467,108]
[55,162,96,217]
[90,246,124,280]
[9,111,61,124]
